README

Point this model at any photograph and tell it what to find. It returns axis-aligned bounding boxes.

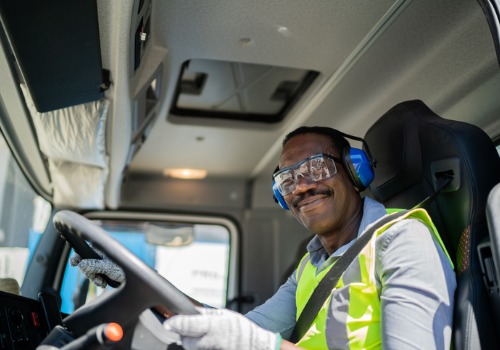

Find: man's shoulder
[358,196,388,235]
[374,215,433,253]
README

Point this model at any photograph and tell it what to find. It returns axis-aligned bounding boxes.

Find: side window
[60,218,233,314]
[496,144,500,157]
[0,134,51,295]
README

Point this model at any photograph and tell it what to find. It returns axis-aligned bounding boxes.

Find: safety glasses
[273,153,340,196]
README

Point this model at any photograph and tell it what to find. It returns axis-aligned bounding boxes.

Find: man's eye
[310,161,325,176]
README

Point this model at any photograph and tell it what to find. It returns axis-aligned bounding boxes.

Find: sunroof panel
[170,59,318,123]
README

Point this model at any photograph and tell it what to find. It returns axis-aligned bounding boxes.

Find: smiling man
[165,126,456,350]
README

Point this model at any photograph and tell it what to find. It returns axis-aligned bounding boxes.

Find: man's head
[274,126,364,236]
[282,126,350,153]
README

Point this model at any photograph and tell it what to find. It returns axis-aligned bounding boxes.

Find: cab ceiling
[123,0,398,176]
[121,0,499,186]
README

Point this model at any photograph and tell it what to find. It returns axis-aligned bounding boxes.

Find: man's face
[278,133,361,235]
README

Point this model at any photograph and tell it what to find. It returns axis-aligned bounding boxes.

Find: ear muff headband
[272,180,289,210]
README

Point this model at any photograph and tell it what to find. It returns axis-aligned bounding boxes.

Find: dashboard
[0,291,59,349]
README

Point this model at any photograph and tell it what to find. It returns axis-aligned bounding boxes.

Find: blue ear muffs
[342,147,375,191]
[272,180,289,210]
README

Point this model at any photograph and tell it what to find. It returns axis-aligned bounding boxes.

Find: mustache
[292,188,333,207]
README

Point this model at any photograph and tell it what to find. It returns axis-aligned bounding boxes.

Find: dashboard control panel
[0,291,50,350]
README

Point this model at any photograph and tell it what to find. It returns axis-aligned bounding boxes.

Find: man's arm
[245,272,298,339]
[165,307,304,350]
[377,218,456,349]
[162,269,301,349]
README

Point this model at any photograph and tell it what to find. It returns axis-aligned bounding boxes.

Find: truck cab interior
[0,1,499,349]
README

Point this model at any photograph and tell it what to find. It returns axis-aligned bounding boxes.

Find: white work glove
[69,247,125,288]
[164,307,282,350]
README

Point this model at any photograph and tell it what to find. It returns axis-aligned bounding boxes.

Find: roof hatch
[170,59,318,123]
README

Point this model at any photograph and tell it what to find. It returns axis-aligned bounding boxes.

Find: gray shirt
[245,197,456,349]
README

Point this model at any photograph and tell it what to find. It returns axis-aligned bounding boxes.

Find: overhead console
[131,0,153,74]
[126,0,162,165]
[128,65,162,165]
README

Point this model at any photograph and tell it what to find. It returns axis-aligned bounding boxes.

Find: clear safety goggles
[273,153,340,196]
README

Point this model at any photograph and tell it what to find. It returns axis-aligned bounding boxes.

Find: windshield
[59,219,231,314]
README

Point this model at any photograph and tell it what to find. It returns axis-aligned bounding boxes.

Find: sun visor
[48,159,108,209]
[0,0,103,112]
[21,85,109,209]
[30,99,108,168]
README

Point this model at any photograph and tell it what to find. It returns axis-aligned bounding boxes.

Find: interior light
[163,168,207,179]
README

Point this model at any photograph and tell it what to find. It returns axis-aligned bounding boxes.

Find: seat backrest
[364,100,500,350]
[486,183,500,283]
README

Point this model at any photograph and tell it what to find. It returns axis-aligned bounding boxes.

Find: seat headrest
[365,99,500,264]
[364,100,426,202]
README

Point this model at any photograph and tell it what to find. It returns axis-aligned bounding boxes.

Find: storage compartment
[0,0,104,112]
[128,65,162,163]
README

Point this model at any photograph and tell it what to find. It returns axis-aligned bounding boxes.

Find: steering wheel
[53,210,199,344]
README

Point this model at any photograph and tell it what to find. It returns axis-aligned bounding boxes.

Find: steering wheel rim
[53,210,199,338]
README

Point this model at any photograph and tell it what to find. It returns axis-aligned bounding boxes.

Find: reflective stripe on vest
[294,208,452,350]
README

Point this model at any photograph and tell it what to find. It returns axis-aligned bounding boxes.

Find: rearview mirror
[145,223,194,247]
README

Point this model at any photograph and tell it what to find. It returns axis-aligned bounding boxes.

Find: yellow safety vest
[294,208,452,350]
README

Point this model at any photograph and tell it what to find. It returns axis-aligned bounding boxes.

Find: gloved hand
[69,247,125,288]
[164,307,282,350]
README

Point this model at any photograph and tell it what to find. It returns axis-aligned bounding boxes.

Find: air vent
[170,59,318,123]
